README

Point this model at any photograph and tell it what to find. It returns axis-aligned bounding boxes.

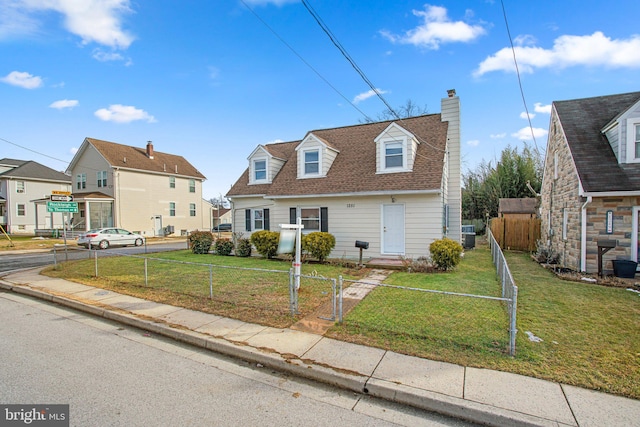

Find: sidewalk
[1,268,639,427]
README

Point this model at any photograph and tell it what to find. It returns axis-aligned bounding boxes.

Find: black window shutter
[245,209,251,232]
[320,207,328,232]
[290,207,297,225]
[264,208,270,230]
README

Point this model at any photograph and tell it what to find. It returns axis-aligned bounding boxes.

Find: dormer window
[625,118,640,163]
[635,124,640,158]
[254,159,267,181]
[385,142,404,169]
[304,150,319,175]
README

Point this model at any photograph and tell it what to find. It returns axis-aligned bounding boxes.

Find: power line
[238,0,373,122]
[500,0,539,152]
[0,137,70,166]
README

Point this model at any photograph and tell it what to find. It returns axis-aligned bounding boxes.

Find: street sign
[50,195,73,202]
[51,190,71,196]
[46,201,78,213]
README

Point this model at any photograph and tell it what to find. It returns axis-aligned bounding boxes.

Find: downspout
[580,196,592,272]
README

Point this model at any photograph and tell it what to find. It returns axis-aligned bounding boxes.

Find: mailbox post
[355,240,369,267]
[597,239,616,277]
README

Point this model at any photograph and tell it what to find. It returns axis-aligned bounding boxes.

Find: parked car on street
[77,228,145,249]
[212,223,232,232]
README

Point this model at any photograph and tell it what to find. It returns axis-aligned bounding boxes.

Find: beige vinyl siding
[269,157,285,181]
[73,147,113,196]
[231,193,442,259]
[115,169,204,235]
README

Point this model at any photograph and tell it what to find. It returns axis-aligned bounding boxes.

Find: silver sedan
[77,228,145,249]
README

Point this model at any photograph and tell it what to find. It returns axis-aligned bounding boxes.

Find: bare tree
[361,99,429,123]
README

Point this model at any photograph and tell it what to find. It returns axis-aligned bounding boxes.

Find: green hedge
[302,232,335,262]
[250,230,279,259]
[429,238,463,271]
[188,230,213,254]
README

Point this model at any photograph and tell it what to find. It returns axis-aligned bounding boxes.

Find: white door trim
[381,203,405,255]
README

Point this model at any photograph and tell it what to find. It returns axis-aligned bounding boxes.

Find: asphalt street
[0,291,476,427]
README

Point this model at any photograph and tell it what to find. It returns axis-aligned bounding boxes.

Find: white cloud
[520,111,535,120]
[94,104,156,123]
[0,70,43,89]
[534,102,552,114]
[511,127,548,141]
[475,31,640,76]
[50,99,78,109]
[381,4,486,49]
[353,88,387,104]
[70,147,78,155]
[92,49,124,62]
[13,0,134,49]
[490,133,506,139]
[467,140,480,147]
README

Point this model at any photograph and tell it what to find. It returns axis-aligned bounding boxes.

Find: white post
[294,216,302,290]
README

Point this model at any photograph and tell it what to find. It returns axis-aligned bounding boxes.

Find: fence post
[94,250,98,277]
[53,245,57,268]
[144,258,148,287]
[331,278,337,321]
[338,276,343,323]
[510,286,518,356]
[289,268,297,316]
[209,264,213,299]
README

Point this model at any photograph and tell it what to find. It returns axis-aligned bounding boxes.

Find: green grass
[328,246,640,399]
[42,245,640,399]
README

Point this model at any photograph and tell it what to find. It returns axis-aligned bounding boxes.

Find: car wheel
[98,240,109,250]
[134,238,143,246]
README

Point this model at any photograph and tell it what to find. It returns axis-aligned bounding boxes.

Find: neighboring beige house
[0,158,71,234]
[66,138,209,236]
[212,208,232,227]
[540,91,640,273]
[227,90,461,260]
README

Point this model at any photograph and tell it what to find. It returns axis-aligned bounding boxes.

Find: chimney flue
[447,89,456,98]
[146,141,154,159]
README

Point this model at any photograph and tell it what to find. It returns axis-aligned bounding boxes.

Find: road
[0,292,476,427]
[0,241,188,274]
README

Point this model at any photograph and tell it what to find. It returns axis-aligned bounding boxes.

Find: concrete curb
[0,279,566,427]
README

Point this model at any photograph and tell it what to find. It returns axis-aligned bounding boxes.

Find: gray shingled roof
[227,114,449,197]
[499,198,538,214]
[81,138,206,180]
[0,159,70,183]
[554,91,640,193]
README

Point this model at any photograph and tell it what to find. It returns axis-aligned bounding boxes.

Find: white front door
[154,215,163,237]
[382,204,405,255]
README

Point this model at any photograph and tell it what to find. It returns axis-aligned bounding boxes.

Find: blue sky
[1,0,639,200]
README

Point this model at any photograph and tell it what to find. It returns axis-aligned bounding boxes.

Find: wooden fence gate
[490,217,541,252]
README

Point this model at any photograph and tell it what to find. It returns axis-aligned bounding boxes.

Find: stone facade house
[226,91,461,260]
[539,91,640,273]
[66,138,210,237]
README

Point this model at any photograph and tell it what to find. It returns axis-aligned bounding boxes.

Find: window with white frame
[17,204,25,216]
[635,124,640,159]
[254,209,264,230]
[97,171,107,188]
[301,208,320,231]
[385,141,404,169]
[254,160,267,181]
[76,173,86,190]
[169,176,175,188]
[304,150,319,175]
[189,179,196,193]
[16,181,25,193]
[169,202,176,217]
[189,203,196,217]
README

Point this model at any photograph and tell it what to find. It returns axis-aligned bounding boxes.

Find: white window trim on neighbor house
[302,149,321,177]
[97,171,107,188]
[625,118,640,163]
[189,179,196,193]
[252,158,268,184]
[169,176,176,188]
[16,181,25,193]
[16,203,26,216]
[190,203,196,217]
[76,173,86,190]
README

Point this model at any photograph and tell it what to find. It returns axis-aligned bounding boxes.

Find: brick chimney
[146,141,154,159]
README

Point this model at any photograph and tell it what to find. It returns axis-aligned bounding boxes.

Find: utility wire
[0,137,70,166]
[238,0,373,122]
[500,0,539,152]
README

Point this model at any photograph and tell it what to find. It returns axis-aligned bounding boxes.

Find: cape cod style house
[539,91,640,273]
[0,158,71,234]
[66,139,209,236]
[227,91,461,260]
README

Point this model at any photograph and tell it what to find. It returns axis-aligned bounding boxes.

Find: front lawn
[42,244,640,399]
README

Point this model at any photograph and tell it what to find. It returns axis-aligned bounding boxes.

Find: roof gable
[0,160,70,183]
[68,138,206,180]
[227,114,448,198]
[554,91,640,193]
